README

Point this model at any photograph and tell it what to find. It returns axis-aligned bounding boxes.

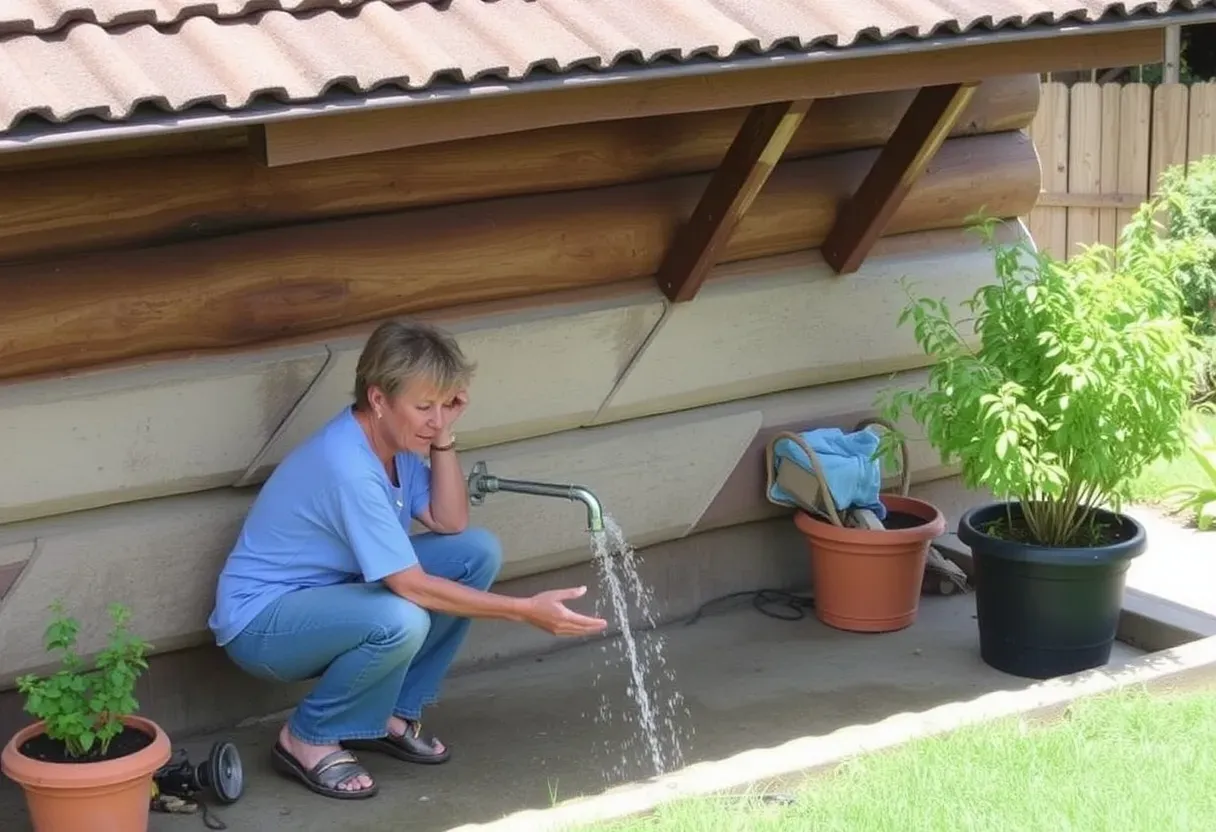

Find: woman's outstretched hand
[522,586,608,637]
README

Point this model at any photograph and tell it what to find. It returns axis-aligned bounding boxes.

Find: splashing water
[589,514,691,778]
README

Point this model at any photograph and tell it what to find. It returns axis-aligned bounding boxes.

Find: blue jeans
[223,527,502,745]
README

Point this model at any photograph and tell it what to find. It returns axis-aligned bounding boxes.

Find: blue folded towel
[768,427,887,520]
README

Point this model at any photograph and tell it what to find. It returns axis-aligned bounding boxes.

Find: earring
[375,410,382,419]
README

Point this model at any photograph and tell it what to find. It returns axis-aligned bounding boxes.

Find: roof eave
[1,10,1210,156]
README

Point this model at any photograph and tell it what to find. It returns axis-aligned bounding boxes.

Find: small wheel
[204,741,245,805]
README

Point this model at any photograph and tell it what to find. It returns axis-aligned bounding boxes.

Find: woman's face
[368,379,449,456]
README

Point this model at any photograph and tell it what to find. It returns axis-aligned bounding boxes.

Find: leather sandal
[271,742,379,800]
[343,719,451,765]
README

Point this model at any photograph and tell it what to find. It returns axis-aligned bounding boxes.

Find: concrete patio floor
[0,591,1141,832]
[1126,506,1216,620]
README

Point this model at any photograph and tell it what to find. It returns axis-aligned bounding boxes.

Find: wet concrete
[0,592,1142,832]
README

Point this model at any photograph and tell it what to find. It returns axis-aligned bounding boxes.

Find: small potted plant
[1,601,171,832]
[880,206,1198,679]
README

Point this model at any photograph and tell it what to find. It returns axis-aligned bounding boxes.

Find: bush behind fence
[1025,80,1216,260]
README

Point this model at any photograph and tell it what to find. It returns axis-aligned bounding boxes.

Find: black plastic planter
[958,502,1148,680]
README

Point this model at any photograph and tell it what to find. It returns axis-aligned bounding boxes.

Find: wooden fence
[1025,80,1216,259]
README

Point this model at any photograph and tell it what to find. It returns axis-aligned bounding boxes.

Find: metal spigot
[467,461,605,533]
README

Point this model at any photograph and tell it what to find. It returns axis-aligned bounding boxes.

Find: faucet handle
[468,460,490,506]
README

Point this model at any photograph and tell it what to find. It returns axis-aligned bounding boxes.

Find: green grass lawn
[580,687,1216,832]
[1127,408,1216,507]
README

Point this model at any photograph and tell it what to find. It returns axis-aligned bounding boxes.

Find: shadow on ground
[0,594,1141,832]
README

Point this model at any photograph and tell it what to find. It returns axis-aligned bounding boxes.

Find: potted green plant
[880,207,1198,679]
[1,601,171,832]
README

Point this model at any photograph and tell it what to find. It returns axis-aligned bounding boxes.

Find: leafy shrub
[1155,155,1216,402]
[1163,403,1216,530]
[880,201,1197,547]
[1157,155,1216,338]
[15,601,151,759]
[1195,335,1216,405]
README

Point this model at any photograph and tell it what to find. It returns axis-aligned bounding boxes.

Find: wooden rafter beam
[821,83,979,275]
[656,99,814,303]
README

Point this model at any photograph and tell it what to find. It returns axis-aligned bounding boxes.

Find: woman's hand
[438,389,469,439]
[426,387,471,530]
[384,569,609,634]
[437,389,469,447]
[521,586,609,637]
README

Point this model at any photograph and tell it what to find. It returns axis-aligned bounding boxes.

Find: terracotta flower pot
[794,494,947,633]
[1,715,172,832]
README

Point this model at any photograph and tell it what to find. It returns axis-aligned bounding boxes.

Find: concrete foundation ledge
[450,634,1216,832]
[1119,587,1216,652]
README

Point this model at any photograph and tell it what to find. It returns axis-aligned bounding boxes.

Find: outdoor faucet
[467,461,605,533]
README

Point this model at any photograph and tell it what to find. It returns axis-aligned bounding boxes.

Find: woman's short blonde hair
[354,320,476,410]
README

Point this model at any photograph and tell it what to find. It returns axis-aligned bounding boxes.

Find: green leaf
[1199,500,1216,531]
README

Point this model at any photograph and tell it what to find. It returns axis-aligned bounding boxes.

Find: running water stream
[588,514,691,778]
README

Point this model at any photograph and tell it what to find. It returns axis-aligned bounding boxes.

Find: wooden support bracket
[656,99,814,303]
[821,82,979,276]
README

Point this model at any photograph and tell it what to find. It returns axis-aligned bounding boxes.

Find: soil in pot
[19,725,154,764]
[2,715,171,832]
[794,494,946,633]
[959,502,1147,681]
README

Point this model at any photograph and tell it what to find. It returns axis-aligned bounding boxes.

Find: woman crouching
[207,320,608,800]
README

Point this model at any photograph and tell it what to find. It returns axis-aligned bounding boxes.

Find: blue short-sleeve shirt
[208,406,431,646]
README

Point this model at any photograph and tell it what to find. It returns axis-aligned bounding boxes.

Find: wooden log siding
[0,128,249,173]
[0,130,1039,382]
[0,76,1039,265]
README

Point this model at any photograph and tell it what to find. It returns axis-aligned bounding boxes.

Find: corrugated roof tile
[0,0,387,35]
[0,0,1212,136]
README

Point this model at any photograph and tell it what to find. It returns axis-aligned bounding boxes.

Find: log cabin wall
[0,73,1041,698]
